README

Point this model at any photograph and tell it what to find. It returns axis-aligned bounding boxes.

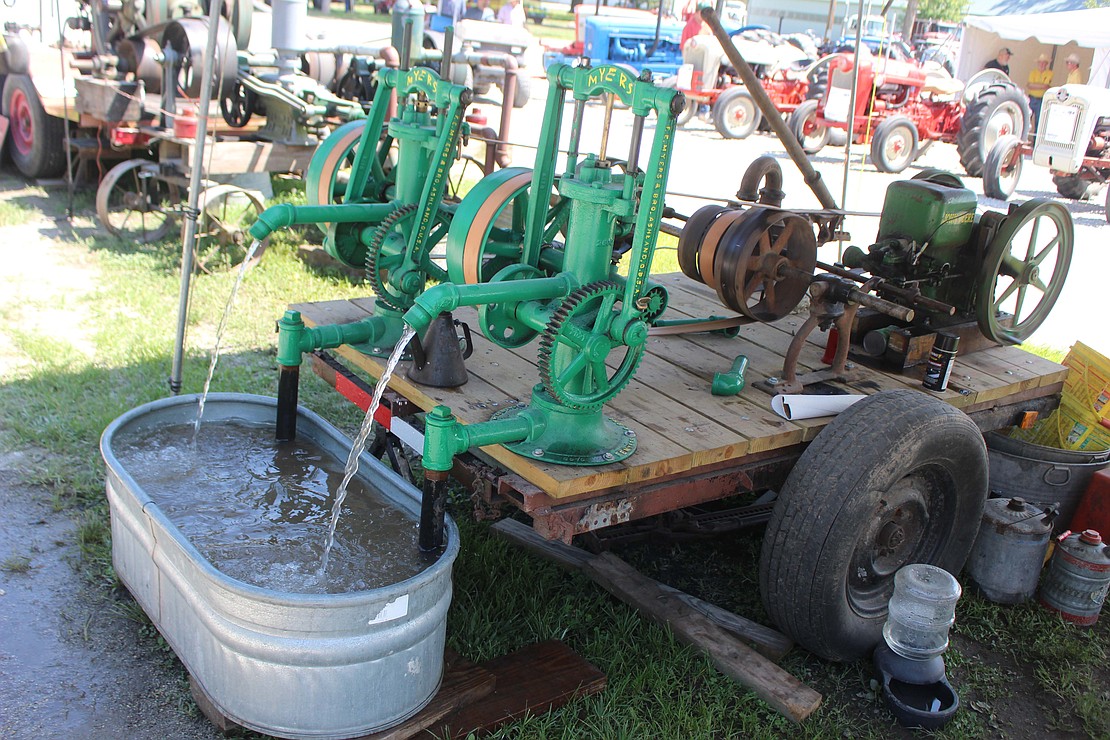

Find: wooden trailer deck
[292,272,1067,540]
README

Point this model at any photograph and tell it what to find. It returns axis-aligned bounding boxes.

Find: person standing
[984,47,1012,75]
[497,0,526,27]
[439,0,464,25]
[1026,53,1053,133]
[1066,53,1084,84]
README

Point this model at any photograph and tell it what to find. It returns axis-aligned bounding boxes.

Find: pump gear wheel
[366,203,418,312]
[538,282,645,410]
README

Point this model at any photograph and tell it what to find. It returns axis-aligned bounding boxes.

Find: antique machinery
[403,62,683,470]
[253,49,473,437]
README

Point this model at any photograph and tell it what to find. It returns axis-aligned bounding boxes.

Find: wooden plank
[584,553,822,723]
[436,641,607,739]
[491,519,794,661]
[177,140,317,175]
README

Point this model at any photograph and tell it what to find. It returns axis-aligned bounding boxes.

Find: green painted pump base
[348,304,412,359]
[491,389,636,466]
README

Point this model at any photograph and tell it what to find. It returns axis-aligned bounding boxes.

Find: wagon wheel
[538,282,644,410]
[982,134,1024,200]
[714,208,816,321]
[193,185,268,273]
[96,159,181,244]
[759,389,987,662]
[976,199,1073,344]
[445,167,566,285]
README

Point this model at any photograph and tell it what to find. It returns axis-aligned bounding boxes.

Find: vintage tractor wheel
[804,58,830,101]
[713,87,761,139]
[2,75,67,179]
[1052,174,1095,200]
[193,185,269,273]
[96,159,181,244]
[788,99,828,154]
[869,116,919,174]
[911,168,964,189]
[676,98,697,127]
[162,18,237,100]
[956,82,1030,178]
[759,389,987,662]
[976,199,1072,344]
[983,135,1024,200]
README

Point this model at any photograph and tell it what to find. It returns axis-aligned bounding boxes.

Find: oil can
[1039,529,1110,625]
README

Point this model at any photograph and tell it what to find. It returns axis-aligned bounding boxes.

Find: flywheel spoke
[1031,235,1060,267]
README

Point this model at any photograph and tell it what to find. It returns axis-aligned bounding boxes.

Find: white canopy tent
[957,8,1110,89]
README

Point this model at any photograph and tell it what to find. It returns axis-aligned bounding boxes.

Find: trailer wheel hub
[9,87,34,157]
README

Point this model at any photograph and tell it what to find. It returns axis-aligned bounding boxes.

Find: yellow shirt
[1027,68,1053,98]
[1067,68,1082,84]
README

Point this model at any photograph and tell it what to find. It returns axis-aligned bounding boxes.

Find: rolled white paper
[771,393,867,420]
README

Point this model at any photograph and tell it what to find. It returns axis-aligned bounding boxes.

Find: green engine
[842,178,982,316]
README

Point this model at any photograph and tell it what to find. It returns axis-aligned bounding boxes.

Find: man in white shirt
[497,0,526,27]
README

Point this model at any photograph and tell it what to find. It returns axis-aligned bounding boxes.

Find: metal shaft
[170,0,224,395]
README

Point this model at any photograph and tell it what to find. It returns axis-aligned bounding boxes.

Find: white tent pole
[169,0,224,394]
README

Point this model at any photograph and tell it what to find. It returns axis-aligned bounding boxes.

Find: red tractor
[788,51,1031,175]
[675,29,817,140]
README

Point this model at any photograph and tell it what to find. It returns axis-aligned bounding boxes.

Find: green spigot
[275,309,392,367]
[711,355,749,396]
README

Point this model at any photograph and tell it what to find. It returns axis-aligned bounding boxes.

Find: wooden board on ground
[291,272,1065,500]
[434,640,607,739]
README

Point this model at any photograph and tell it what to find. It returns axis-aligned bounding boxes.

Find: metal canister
[1039,529,1110,625]
[966,497,1055,604]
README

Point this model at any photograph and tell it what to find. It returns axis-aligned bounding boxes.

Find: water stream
[193,239,265,443]
[320,326,417,574]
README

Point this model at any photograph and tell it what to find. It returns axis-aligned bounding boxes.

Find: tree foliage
[917,0,969,22]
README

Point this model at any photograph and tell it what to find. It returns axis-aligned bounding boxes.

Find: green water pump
[253,53,472,368]
[405,63,683,469]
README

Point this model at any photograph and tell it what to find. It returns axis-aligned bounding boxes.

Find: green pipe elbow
[422,404,545,472]
[250,203,297,241]
[403,273,578,335]
[276,310,391,366]
[251,202,399,241]
[711,355,749,397]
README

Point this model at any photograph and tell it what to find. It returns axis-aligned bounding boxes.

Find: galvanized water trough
[101,393,459,739]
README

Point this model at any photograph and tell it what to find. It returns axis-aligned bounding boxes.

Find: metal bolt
[1005,370,1014,375]
[960,389,971,396]
[845,362,855,370]
[602,452,614,461]
[741,416,750,420]
[491,362,499,367]
[625,429,635,436]
[533,448,544,456]
[478,403,486,408]
[491,401,499,406]
[767,376,780,385]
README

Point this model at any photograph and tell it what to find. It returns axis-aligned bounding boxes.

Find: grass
[0,172,1106,738]
[1,554,33,573]
[0,200,34,226]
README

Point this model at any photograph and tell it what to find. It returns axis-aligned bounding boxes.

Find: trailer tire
[1052,174,1095,200]
[956,81,1029,178]
[759,389,987,662]
[2,74,66,179]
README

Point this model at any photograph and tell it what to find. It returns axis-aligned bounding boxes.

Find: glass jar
[882,563,962,660]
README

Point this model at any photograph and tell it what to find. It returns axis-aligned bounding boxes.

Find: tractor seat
[922,72,964,98]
